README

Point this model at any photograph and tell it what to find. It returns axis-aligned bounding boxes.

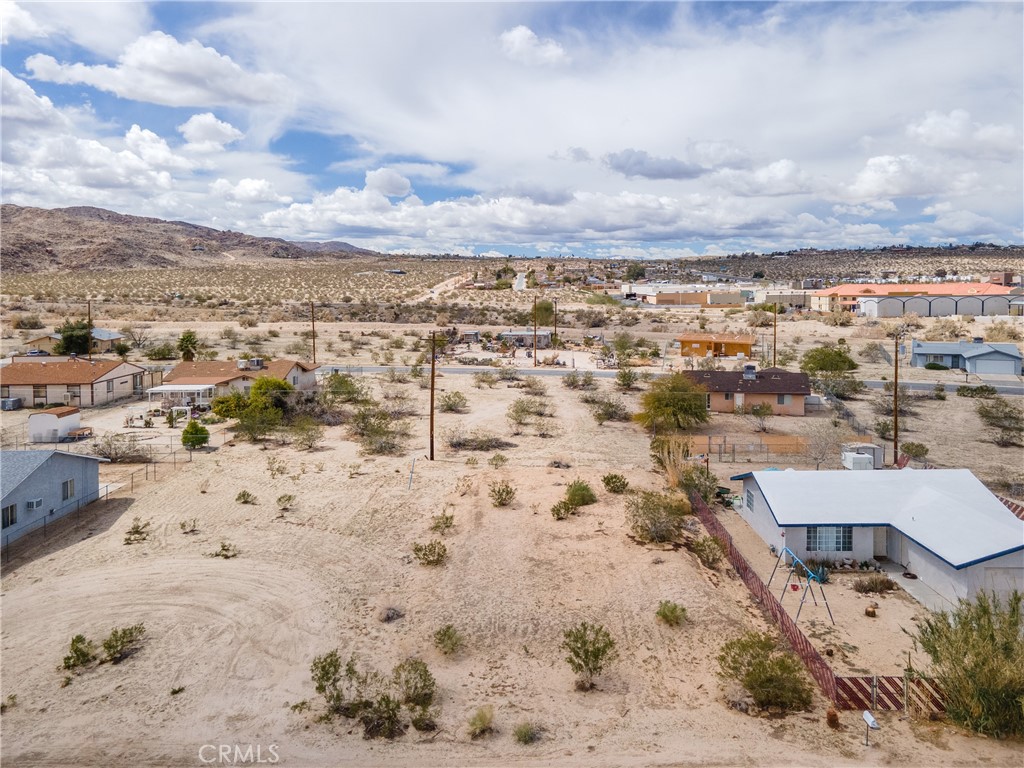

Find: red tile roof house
[681,366,812,415]
[0,358,149,407]
[162,359,319,397]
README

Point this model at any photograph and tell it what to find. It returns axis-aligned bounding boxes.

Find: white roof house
[731,469,1024,611]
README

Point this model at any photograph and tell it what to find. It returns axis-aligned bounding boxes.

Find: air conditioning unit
[237,359,249,370]
[250,357,264,369]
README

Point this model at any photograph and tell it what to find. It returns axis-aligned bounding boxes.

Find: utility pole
[429,331,436,461]
[87,300,92,361]
[553,299,558,348]
[893,332,900,463]
[772,302,778,368]
[533,295,538,368]
[309,301,317,364]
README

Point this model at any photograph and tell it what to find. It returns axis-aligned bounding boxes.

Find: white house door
[734,393,744,412]
[873,528,886,558]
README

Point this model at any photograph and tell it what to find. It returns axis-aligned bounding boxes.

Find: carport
[145,384,215,411]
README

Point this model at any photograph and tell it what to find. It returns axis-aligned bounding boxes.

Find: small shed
[28,407,81,443]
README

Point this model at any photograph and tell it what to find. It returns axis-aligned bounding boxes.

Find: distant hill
[0,204,377,273]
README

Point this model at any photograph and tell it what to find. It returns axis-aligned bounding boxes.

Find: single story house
[681,366,811,415]
[0,358,150,407]
[1,450,108,545]
[25,327,126,354]
[162,358,319,397]
[677,332,756,358]
[909,339,1022,376]
[27,406,81,442]
[731,468,1024,611]
[497,330,553,349]
[811,283,1013,314]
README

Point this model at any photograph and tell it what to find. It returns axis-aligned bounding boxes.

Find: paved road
[325,363,1024,396]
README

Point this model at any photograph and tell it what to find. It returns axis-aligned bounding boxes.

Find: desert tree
[176,329,202,362]
[53,318,92,356]
[633,373,709,433]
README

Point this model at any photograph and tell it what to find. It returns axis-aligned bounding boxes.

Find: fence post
[871,676,877,709]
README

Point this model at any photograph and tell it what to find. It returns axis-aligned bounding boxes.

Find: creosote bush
[551,499,580,520]
[852,574,898,594]
[63,634,98,670]
[430,511,454,535]
[656,600,688,627]
[433,624,464,655]
[437,391,469,413]
[102,623,147,664]
[561,621,618,690]
[513,721,543,744]
[235,490,257,504]
[625,491,690,543]
[467,705,495,739]
[413,540,448,566]
[601,473,629,494]
[488,480,516,507]
[690,535,726,569]
[717,631,812,712]
[564,479,597,507]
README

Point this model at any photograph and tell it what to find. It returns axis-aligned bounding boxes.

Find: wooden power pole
[533,296,538,367]
[429,331,436,461]
[309,301,317,364]
[893,333,900,463]
[87,299,92,361]
[772,302,778,367]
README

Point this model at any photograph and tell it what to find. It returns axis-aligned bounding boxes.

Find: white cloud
[713,160,813,197]
[0,67,72,137]
[500,25,568,66]
[841,155,979,203]
[124,125,193,171]
[604,149,705,180]
[25,31,289,108]
[1,1,46,44]
[364,168,412,198]
[906,109,1019,158]
[210,178,292,204]
[178,113,244,152]
[1,1,149,56]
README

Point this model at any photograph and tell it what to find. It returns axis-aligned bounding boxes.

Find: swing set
[767,546,835,624]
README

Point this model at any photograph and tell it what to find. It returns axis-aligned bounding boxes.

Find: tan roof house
[25,328,125,354]
[163,358,319,397]
[0,358,150,407]
[681,366,811,415]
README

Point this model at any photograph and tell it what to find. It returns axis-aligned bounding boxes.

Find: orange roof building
[677,332,756,358]
[0,358,149,407]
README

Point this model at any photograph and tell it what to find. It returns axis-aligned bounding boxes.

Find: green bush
[957,384,998,398]
[430,511,454,535]
[207,541,240,559]
[360,693,406,739]
[900,441,929,461]
[717,631,812,711]
[924,362,949,370]
[102,623,146,664]
[565,479,597,507]
[625,491,690,543]
[561,621,618,690]
[601,473,629,494]
[123,517,152,545]
[550,499,580,520]
[656,600,687,627]
[235,490,257,504]
[181,419,211,450]
[437,391,469,413]
[63,634,98,670]
[489,480,516,507]
[433,624,464,655]
[513,721,543,744]
[690,536,725,568]
[392,658,436,709]
[914,591,1024,737]
[852,574,898,594]
[467,705,494,739]
[413,540,448,566]
[276,494,296,510]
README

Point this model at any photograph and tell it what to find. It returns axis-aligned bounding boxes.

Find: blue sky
[2,1,1021,258]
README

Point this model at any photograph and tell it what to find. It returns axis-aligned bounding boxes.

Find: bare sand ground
[2,361,1022,767]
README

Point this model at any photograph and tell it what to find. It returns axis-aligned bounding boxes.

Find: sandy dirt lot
[2,352,1022,767]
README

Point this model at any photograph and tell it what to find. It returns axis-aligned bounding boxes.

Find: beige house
[682,367,811,415]
[0,358,151,407]
[24,328,125,354]
[163,358,319,396]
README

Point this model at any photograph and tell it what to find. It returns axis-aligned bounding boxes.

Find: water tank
[841,451,874,471]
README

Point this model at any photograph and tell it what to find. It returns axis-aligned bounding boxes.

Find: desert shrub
[602,473,629,493]
[625,491,690,543]
[690,536,725,568]
[93,433,146,462]
[513,721,543,744]
[976,397,1024,446]
[276,494,296,510]
[235,405,283,442]
[322,372,369,405]
[102,623,146,664]
[434,624,464,655]
[413,540,448,566]
[522,377,547,396]
[63,634,98,670]
[562,621,618,690]
[430,511,454,535]
[615,367,639,391]
[717,631,812,711]
[360,693,406,739]
[550,499,580,520]
[562,371,582,389]
[207,541,240,559]
[957,384,998,398]
[934,382,947,400]
[392,658,436,709]
[467,705,495,739]
[924,362,949,370]
[289,416,325,451]
[181,420,210,450]
[180,518,198,534]
[676,463,720,505]
[438,391,469,413]
[442,426,512,452]
[565,479,597,507]
[858,341,886,362]
[985,320,1023,342]
[123,517,152,545]
[473,372,499,389]
[874,418,893,439]
[853,574,898,593]
[489,480,516,507]
[235,490,257,504]
[656,600,688,627]
[310,651,368,717]
[913,591,1024,738]
[488,452,508,469]
[821,309,854,327]
[11,313,44,329]
[900,441,929,460]
[588,394,631,425]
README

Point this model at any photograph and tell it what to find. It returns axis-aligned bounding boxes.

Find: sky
[2,1,1022,259]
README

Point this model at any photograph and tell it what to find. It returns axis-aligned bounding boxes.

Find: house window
[724,392,733,401]
[106,380,114,393]
[705,393,711,410]
[292,376,298,386]
[133,374,143,392]
[26,498,43,511]
[806,526,853,552]
[777,394,792,405]
[927,355,945,364]
[2,504,16,529]
[62,479,75,501]
[33,385,46,400]
[746,490,754,510]
[0,386,8,398]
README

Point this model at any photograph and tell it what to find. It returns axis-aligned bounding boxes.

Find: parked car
[26,349,50,356]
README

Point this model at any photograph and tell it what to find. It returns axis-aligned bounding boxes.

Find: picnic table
[63,426,94,442]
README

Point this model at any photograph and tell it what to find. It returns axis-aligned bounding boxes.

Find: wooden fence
[689,492,946,714]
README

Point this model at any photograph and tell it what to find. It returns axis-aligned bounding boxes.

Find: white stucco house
[731,469,1024,611]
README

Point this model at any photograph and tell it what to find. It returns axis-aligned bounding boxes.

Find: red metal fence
[689,491,946,714]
